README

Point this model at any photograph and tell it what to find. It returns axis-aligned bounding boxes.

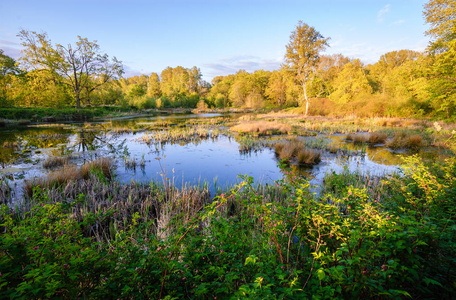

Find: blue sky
[0,0,429,81]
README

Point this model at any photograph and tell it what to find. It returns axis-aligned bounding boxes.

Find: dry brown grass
[297,149,321,166]
[23,174,212,241]
[80,157,113,180]
[346,134,368,144]
[43,156,69,169]
[368,132,388,145]
[387,132,424,149]
[25,165,81,197]
[2,141,18,148]
[230,121,291,135]
[26,158,114,197]
[274,139,321,166]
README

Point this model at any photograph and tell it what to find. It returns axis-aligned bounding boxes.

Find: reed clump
[23,175,211,241]
[81,157,113,180]
[346,133,368,144]
[387,132,425,149]
[0,177,12,205]
[237,136,269,153]
[297,148,321,166]
[273,138,321,166]
[43,156,69,169]
[25,165,82,197]
[140,126,212,146]
[230,121,291,136]
[26,158,114,196]
[368,132,388,145]
[2,141,18,148]
[17,119,31,126]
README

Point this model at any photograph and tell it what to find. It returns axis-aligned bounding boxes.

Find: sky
[0,0,429,82]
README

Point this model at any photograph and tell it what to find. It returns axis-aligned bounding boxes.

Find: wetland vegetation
[1,111,455,299]
[1,0,456,298]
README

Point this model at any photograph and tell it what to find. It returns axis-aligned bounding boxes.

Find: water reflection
[0,114,452,196]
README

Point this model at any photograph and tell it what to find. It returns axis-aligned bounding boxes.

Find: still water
[0,113,446,198]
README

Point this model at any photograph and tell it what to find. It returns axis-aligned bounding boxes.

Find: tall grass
[25,158,113,197]
[387,131,425,149]
[273,138,321,166]
[368,132,388,144]
[230,121,291,136]
[42,156,69,169]
[0,176,12,205]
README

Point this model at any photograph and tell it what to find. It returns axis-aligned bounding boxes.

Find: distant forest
[0,0,455,119]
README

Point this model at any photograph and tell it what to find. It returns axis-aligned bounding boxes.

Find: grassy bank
[0,106,144,123]
[1,150,456,298]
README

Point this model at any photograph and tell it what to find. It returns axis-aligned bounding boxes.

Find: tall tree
[330,59,372,104]
[284,21,329,115]
[147,72,161,98]
[18,30,124,108]
[266,70,288,106]
[423,0,456,53]
[428,40,456,118]
[0,49,23,107]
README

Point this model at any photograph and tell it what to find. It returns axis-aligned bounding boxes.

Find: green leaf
[423,277,443,287]
[317,269,325,281]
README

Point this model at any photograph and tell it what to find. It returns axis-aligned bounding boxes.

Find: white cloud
[202,55,282,80]
[392,19,405,25]
[377,4,391,23]
[0,39,22,58]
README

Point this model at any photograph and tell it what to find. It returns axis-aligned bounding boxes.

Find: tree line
[0,0,454,118]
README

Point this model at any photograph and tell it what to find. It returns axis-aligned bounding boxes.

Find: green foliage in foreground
[1,156,456,298]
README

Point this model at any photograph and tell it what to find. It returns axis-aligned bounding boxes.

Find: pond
[0,113,449,202]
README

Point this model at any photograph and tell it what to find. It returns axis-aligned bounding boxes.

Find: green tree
[266,70,288,106]
[284,21,329,115]
[367,50,421,95]
[0,49,23,107]
[330,59,372,104]
[18,30,123,108]
[424,0,456,53]
[147,72,161,98]
[428,40,456,118]
[210,75,235,107]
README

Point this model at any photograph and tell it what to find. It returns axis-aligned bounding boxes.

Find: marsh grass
[230,121,291,136]
[346,133,368,144]
[25,158,114,197]
[2,141,18,148]
[42,156,69,169]
[388,132,425,149]
[124,157,137,169]
[297,149,321,166]
[273,138,321,166]
[111,127,132,134]
[23,173,212,241]
[17,119,31,126]
[321,166,390,201]
[81,157,113,180]
[0,176,12,204]
[368,132,388,145]
[237,136,270,153]
[140,126,213,146]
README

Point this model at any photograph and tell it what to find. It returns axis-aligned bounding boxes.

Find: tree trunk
[75,93,81,109]
[302,81,309,116]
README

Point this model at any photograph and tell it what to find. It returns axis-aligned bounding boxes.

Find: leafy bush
[1,151,456,298]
